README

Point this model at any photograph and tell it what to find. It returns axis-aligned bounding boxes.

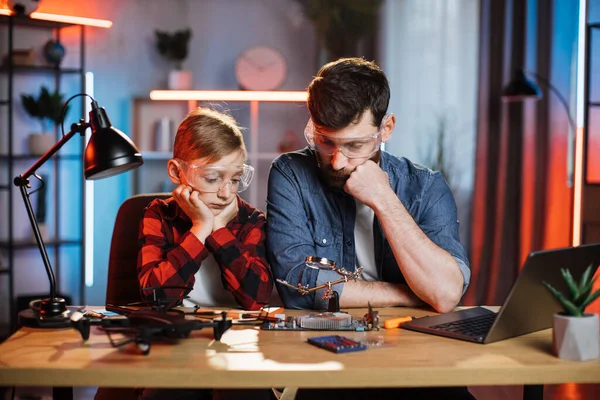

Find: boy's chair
[95,193,170,400]
[105,192,170,306]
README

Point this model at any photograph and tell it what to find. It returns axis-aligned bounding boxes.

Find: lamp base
[18,297,73,329]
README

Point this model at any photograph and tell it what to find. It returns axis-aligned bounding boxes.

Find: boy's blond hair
[173,108,246,163]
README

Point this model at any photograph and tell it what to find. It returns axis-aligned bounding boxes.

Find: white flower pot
[168,70,193,90]
[553,313,599,361]
[28,133,55,156]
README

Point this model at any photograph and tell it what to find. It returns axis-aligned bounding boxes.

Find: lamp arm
[13,121,90,301]
[524,70,576,133]
[17,122,89,181]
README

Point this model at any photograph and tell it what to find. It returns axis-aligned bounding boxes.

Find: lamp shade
[84,104,143,180]
[501,69,542,102]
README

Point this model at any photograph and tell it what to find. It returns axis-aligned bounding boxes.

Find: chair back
[105,193,170,306]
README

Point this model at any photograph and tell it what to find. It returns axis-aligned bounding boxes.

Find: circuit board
[261,311,378,331]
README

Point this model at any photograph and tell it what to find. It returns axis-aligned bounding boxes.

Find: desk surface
[0,307,599,389]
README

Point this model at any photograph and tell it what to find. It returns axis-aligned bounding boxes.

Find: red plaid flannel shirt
[137,195,273,310]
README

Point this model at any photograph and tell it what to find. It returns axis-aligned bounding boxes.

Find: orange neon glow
[572,126,584,246]
[553,383,583,399]
[149,90,308,102]
[0,9,112,28]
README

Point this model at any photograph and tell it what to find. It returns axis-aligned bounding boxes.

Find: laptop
[401,244,600,344]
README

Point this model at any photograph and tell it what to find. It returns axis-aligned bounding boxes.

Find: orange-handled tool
[383,316,413,329]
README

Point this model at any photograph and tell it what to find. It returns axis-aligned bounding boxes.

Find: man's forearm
[339,280,424,308]
[373,191,464,313]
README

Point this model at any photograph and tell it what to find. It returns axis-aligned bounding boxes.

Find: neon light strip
[0,9,112,28]
[572,0,586,247]
[85,72,95,287]
[573,127,584,247]
[150,90,308,102]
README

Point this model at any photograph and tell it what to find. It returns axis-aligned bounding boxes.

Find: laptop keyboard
[430,312,497,338]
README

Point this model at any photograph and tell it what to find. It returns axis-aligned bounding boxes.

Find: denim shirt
[266,148,470,310]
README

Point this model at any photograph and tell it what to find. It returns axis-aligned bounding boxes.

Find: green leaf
[578,265,593,293]
[574,276,596,306]
[543,281,582,316]
[21,94,41,118]
[561,268,579,300]
[581,288,600,311]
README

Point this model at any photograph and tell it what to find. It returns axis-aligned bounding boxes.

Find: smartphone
[307,335,367,353]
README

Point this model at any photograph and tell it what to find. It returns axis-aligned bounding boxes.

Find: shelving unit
[0,12,109,338]
[134,90,308,209]
[580,19,600,245]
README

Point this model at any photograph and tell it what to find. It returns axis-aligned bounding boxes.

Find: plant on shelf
[542,265,600,361]
[154,28,193,90]
[294,0,382,66]
[21,86,68,155]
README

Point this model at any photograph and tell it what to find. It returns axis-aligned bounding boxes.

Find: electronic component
[307,335,367,353]
[263,312,371,331]
[261,305,380,332]
[299,312,352,329]
[383,316,413,329]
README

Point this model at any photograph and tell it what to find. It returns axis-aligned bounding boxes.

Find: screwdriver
[383,316,413,329]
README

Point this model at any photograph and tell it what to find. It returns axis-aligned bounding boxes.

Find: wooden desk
[1,307,599,400]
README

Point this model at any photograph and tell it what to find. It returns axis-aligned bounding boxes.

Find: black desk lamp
[14,93,144,328]
[501,68,577,185]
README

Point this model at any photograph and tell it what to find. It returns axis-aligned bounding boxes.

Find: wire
[59,93,95,137]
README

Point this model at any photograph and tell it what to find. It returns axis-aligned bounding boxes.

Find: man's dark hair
[307,57,390,129]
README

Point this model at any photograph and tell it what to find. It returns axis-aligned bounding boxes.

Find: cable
[59,93,95,137]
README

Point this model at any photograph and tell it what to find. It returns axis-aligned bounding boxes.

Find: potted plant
[294,0,382,66]
[154,28,193,90]
[21,86,68,155]
[543,265,600,361]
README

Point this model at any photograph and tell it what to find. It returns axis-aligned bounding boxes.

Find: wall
[1,0,482,312]
[1,0,318,307]
[380,0,480,249]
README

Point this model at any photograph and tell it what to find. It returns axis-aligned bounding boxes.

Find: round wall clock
[235,46,287,91]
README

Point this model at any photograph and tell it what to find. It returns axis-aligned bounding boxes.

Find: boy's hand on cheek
[173,185,213,241]
[213,198,238,231]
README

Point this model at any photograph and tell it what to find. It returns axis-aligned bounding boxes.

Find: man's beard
[316,150,381,190]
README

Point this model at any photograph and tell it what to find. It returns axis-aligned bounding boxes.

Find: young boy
[137,107,273,311]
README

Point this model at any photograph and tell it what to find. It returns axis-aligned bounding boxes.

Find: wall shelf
[0,239,82,249]
[0,154,81,160]
[0,11,110,334]
[0,66,83,74]
[0,11,112,29]
[149,90,307,102]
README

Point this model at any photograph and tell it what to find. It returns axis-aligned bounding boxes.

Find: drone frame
[69,286,233,355]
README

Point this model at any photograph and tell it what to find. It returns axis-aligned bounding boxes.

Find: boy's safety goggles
[178,160,254,193]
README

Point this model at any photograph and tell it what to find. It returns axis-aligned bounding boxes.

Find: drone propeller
[70,310,91,340]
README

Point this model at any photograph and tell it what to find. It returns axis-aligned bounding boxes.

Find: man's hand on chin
[344,160,392,207]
